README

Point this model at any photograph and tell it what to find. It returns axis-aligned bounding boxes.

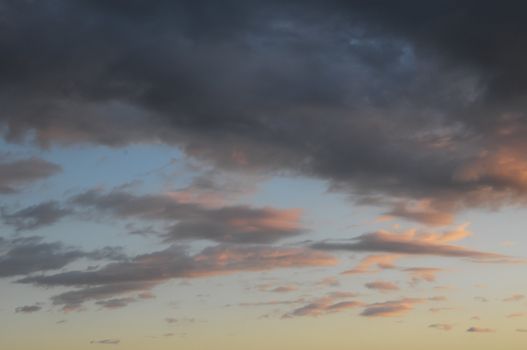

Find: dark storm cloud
[18,244,337,310]
[1,201,71,231]
[0,236,126,277]
[71,189,304,244]
[0,157,61,194]
[2,1,527,218]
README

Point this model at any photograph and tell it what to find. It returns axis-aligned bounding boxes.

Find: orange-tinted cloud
[71,190,306,244]
[19,245,337,311]
[342,254,400,275]
[314,224,513,261]
[283,292,363,318]
[385,199,454,226]
[361,298,424,317]
[467,326,495,333]
[404,267,444,284]
[503,294,525,302]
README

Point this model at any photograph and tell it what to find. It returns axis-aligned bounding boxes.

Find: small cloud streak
[15,304,42,313]
[467,327,495,333]
[503,294,525,302]
[364,280,399,292]
[342,254,399,275]
[283,292,362,318]
[90,339,120,345]
[429,323,453,331]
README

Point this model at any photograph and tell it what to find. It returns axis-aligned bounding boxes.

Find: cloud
[95,298,136,310]
[0,157,61,194]
[342,254,399,275]
[239,298,306,308]
[429,323,453,331]
[1,201,71,231]
[4,1,527,221]
[315,277,340,287]
[18,244,337,310]
[467,327,495,333]
[384,200,454,226]
[0,236,125,277]
[15,304,42,313]
[283,292,362,318]
[313,225,513,261]
[474,296,489,303]
[361,298,424,317]
[429,307,453,313]
[364,281,399,292]
[165,317,195,325]
[71,189,305,244]
[258,284,298,293]
[90,339,120,345]
[404,267,444,284]
[503,294,525,302]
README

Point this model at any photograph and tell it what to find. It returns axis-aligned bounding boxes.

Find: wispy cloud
[15,304,42,314]
[0,158,61,194]
[0,236,125,277]
[90,339,120,345]
[467,327,495,333]
[429,323,453,331]
[313,225,515,261]
[283,292,362,318]
[18,245,337,311]
[503,294,525,302]
[70,189,305,244]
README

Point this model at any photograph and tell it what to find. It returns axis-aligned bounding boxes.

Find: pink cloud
[361,298,424,317]
[342,254,400,275]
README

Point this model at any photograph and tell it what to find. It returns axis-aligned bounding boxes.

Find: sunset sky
[2,1,527,349]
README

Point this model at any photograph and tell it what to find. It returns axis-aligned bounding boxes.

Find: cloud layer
[4,1,527,222]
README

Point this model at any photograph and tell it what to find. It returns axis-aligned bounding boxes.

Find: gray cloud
[3,1,527,221]
[1,201,71,231]
[361,298,423,317]
[71,189,305,244]
[0,236,126,277]
[364,280,399,292]
[429,323,453,331]
[15,304,42,314]
[18,244,337,311]
[0,157,61,194]
[312,227,509,261]
[95,297,136,310]
[90,339,120,345]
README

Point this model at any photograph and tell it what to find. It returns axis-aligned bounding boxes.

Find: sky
[1,1,527,349]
